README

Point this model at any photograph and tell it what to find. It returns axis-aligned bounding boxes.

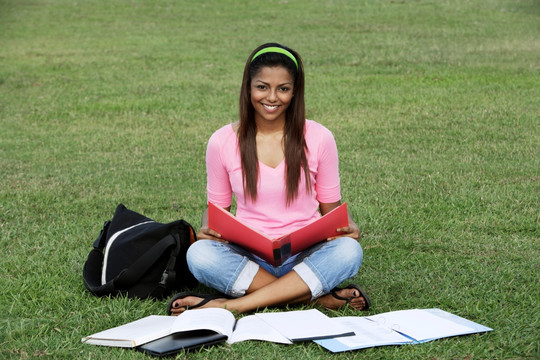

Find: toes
[340,288,357,300]
[171,296,201,311]
[351,297,367,310]
[346,289,367,310]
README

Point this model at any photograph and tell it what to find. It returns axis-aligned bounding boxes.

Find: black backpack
[83,204,198,300]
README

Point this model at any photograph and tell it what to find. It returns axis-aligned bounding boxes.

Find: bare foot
[170,295,229,316]
[315,287,368,311]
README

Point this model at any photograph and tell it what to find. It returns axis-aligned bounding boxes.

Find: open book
[208,202,349,266]
[82,308,354,354]
[314,308,493,353]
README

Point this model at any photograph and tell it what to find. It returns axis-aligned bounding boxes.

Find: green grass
[1,0,538,358]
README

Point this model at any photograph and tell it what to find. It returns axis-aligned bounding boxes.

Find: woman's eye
[280,87,291,92]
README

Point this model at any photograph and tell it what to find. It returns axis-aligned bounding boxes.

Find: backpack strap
[147,222,197,298]
[92,220,111,250]
[83,233,177,297]
[113,233,177,290]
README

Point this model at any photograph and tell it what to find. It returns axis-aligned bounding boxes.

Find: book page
[255,309,354,342]
[170,308,236,339]
[82,315,176,347]
[313,317,413,352]
[228,315,293,345]
[366,309,476,342]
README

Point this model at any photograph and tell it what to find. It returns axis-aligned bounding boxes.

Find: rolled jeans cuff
[293,262,324,300]
[230,260,260,297]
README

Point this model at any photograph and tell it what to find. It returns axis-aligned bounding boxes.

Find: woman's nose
[267,89,278,102]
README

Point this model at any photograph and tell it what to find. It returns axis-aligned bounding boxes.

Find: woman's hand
[319,201,361,241]
[197,206,230,243]
[328,223,360,241]
[196,227,229,243]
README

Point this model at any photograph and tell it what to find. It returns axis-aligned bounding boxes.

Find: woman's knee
[334,237,363,270]
[186,240,223,277]
[185,240,254,295]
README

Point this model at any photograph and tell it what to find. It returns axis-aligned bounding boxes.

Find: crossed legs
[169,238,367,315]
[169,266,368,315]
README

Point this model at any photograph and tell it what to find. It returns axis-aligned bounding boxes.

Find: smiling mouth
[262,104,279,111]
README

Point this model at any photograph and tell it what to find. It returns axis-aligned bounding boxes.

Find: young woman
[168,43,370,315]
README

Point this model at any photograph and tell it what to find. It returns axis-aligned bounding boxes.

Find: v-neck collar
[259,158,285,171]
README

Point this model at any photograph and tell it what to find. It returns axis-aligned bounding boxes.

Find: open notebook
[314,308,493,353]
[82,308,353,352]
[208,201,349,265]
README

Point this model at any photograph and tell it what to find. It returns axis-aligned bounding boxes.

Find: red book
[207,202,349,266]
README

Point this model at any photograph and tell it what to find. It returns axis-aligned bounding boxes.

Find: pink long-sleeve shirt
[206,119,341,239]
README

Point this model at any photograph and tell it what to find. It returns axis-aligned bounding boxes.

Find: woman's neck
[255,116,285,136]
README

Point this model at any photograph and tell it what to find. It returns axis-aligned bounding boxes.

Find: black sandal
[330,284,371,311]
[166,292,226,315]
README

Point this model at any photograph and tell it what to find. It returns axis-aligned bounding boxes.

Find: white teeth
[264,105,278,110]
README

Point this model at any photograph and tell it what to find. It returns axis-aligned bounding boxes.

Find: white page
[255,309,353,341]
[425,308,493,333]
[82,315,176,347]
[170,308,236,338]
[333,317,413,348]
[313,317,413,352]
[366,309,475,341]
[228,315,293,344]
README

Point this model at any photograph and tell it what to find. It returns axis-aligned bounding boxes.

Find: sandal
[330,284,371,311]
[166,292,226,315]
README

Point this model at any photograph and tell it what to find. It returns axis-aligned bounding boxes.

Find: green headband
[251,47,299,70]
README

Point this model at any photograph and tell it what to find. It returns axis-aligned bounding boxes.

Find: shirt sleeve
[314,126,341,203]
[206,129,233,207]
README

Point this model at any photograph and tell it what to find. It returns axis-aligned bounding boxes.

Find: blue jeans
[186,237,363,300]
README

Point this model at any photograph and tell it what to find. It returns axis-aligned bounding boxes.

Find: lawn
[0,0,538,359]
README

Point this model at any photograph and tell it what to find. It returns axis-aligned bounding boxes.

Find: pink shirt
[206,120,341,239]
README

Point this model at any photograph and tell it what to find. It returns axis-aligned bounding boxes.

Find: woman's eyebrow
[254,80,293,86]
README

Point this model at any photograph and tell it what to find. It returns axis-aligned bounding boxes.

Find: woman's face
[250,66,294,126]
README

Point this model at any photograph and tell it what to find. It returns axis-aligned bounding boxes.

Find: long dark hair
[238,43,311,205]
